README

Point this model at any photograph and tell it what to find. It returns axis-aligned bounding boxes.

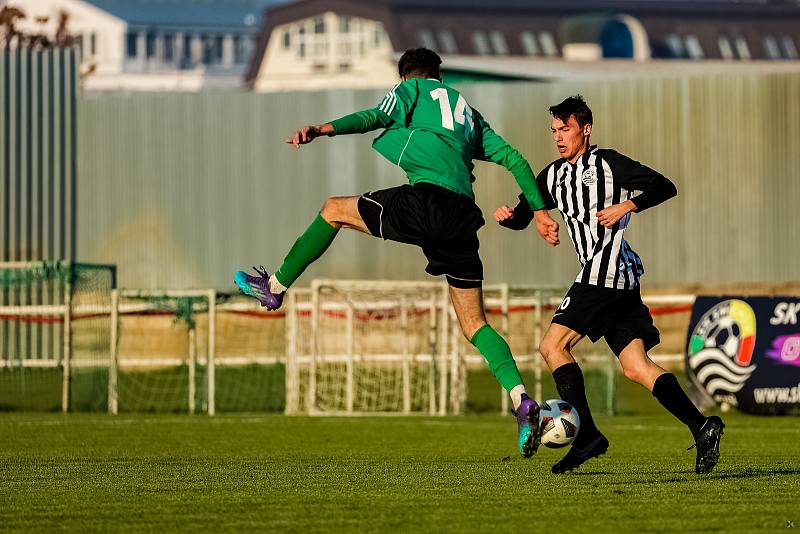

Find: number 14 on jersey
[430,88,474,139]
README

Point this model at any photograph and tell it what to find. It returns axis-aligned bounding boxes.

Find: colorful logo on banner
[688,299,757,398]
[766,335,800,366]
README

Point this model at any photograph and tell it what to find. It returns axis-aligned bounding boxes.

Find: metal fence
[0,45,78,263]
[75,73,800,290]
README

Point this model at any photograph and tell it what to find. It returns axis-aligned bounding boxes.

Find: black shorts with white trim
[357,183,485,288]
[551,282,660,356]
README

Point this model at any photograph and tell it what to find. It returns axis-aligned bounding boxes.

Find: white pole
[285,291,298,415]
[207,289,216,416]
[401,296,410,414]
[188,324,196,414]
[108,289,119,415]
[428,290,436,416]
[61,268,72,413]
[345,301,354,414]
[500,284,510,415]
[438,284,447,416]
[309,280,320,413]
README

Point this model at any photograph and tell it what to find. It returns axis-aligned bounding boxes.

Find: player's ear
[583,124,592,137]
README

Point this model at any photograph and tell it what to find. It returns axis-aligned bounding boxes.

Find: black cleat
[690,416,724,474]
[552,433,609,474]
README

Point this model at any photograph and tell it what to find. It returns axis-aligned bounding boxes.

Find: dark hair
[548,95,593,126]
[398,48,442,79]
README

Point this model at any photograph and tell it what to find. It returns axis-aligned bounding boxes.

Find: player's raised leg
[235,196,368,309]
[539,324,609,473]
[617,339,724,474]
[449,285,541,457]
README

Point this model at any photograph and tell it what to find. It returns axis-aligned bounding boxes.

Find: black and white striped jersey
[502,145,677,290]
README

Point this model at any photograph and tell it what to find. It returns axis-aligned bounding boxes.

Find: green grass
[1,412,798,532]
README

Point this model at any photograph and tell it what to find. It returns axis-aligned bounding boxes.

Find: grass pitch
[1,412,798,532]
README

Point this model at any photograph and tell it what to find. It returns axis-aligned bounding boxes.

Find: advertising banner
[686,297,800,414]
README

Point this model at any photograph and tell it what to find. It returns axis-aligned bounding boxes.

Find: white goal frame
[285,279,455,416]
[108,288,217,415]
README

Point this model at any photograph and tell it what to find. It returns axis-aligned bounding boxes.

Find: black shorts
[357,183,485,288]
[551,282,660,356]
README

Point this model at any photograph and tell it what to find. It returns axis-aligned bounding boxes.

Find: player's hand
[597,200,637,228]
[534,210,559,246]
[494,205,515,223]
[285,125,322,147]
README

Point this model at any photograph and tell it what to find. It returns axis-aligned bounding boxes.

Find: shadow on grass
[600,467,800,485]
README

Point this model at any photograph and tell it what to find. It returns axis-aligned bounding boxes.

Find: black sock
[552,362,599,445]
[652,373,706,437]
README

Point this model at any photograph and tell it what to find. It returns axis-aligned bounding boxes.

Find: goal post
[0,261,116,412]
[109,289,216,414]
[286,279,457,416]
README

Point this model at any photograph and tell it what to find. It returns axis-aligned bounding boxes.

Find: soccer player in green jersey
[235,49,558,456]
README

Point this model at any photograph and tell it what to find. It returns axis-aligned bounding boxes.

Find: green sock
[274,214,339,288]
[470,324,523,392]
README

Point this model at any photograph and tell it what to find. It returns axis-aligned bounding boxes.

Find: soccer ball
[540,399,580,448]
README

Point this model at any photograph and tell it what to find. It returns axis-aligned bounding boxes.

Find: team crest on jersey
[581,168,597,185]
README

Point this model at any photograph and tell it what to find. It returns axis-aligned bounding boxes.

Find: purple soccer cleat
[234,266,285,310]
[515,393,542,458]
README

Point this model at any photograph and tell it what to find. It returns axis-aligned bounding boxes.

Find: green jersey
[329,78,545,210]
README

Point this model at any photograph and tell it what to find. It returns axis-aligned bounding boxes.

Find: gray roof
[84,0,290,32]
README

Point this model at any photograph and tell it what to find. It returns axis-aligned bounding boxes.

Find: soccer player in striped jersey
[235,48,559,457]
[495,95,724,474]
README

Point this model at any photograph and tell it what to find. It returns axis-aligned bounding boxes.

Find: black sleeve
[602,150,677,212]
[499,194,533,231]
[498,166,555,231]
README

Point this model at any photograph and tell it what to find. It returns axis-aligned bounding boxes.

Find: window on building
[438,30,457,54]
[718,36,734,60]
[764,36,782,59]
[419,29,437,50]
[472,31,491,55]
[180,34,193,68]
[520,32,539,56]
[666,34,684,58]
[489,30,508,55]
[782,36,798,59]
[339,16,351,33]
[202,35,222,64]
[90,32,97,56]
[685,35,704,59]
[734,37,751,60]
[539,32,558,57]
[298,27,306,58]
[283,31,291,49]
[375,26,384,47]
[314,17,325,34]
[146,32,157,59]
[164,33,174,62]
[126,32,137,58]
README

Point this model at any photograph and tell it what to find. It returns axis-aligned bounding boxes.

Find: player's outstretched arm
[285,123,334,147]
[496,197,559,246]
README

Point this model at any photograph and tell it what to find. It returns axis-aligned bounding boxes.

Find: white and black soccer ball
[540,399,580,448]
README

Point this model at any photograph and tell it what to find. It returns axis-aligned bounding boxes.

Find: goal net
[286,280,457,415]
[454,285,619,416]
[0,261,115,412]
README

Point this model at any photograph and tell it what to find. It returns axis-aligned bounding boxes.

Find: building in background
[5,0,288,91]
[246,0,800,91]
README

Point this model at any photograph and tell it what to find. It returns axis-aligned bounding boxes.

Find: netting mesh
[113,292,285,413]
[0,262,115,412]
[287,281,452,415]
